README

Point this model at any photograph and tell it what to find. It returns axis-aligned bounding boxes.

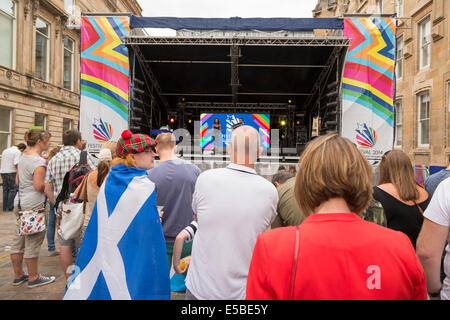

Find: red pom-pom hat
[116,129,157,158]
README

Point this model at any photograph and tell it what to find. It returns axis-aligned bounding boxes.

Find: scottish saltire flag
[63,164,170,300]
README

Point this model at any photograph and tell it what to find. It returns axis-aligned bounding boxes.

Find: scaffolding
[125,32,350,153]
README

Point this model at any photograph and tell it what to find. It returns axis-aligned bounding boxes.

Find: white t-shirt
[0,146,21,174]
[423,177,450,300]
[185,163,278,300]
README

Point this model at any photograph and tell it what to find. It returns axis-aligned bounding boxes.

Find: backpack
[55,151,91,211]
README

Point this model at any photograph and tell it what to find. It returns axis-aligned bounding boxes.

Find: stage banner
[79,16,130,154]
[415,165,429,187]
[200,113,270,151]
[341,17,396,161]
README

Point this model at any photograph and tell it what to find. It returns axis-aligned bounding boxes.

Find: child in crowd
[172,219,198,274]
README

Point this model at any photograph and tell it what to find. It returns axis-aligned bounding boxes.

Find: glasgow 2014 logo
[93,118,113,143]
[356,123,377,149]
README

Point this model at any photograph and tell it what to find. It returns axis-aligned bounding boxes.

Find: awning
[129,16,344,31]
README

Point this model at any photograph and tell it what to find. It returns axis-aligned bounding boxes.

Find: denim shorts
[58,228,82,248]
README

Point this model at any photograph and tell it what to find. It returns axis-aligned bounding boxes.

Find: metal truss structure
[124,36,350,47]
[180,102,289,111]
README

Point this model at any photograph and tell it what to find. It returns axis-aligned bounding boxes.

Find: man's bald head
[228,125,261,166]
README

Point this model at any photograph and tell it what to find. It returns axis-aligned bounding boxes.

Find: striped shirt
[181,220,198,241]
[45,146,96,199]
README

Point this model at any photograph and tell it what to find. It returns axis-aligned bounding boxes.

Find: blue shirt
[424,169,450,197]
[148,159,201,242]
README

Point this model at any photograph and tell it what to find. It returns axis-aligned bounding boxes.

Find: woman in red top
[246,134,427,300]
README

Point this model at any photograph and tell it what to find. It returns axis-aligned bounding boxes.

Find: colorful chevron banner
[79,16,130,154]
[415,165,429,187]
[341,17,396,161]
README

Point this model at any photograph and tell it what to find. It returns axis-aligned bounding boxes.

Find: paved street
[0,206,186,300]
[0,208,66,300]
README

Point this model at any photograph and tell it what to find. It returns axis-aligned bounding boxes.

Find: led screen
[200,113,270,150]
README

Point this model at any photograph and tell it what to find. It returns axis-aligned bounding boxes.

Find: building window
[35,18,50,81]
[419,16,431,70]
[0,1,16,69]
[376,0,383,14]
[396,0,403,17]
[64,0,74,14]
[62,118,72,133]
[0,108,12,153]
[63,37,74,90]
[34,113,47,130]
[395,100,402,147]
[417,92,430,147]
[396,36,403,79]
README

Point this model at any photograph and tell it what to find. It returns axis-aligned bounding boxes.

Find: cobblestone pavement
[0,206,185,300]
[0,208,66,300]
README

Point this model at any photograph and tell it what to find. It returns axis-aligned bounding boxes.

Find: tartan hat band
[116,130,157,158]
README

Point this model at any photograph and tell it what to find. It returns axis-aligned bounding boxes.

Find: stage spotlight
[188,119,192,124]
[296,120,300,125]
[170,117,175,123]
[288,99,292,104]
[280,120,286,126]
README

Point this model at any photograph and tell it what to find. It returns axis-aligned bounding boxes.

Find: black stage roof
[122,16,349,120]
[125,36,349,114]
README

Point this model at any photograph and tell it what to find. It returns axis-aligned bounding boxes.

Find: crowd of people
[1,125,449,300]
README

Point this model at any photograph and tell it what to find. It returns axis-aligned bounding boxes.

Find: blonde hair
[47,146,61,161]
[294,133,373,216]
[155,133,176,151]
[96,141,118,187]
[378,150,419,202]
[24,129,51,147]
[101,140,117,159]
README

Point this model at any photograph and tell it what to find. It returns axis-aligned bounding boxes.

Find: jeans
[1,173,18,211]
[46,203,57,251]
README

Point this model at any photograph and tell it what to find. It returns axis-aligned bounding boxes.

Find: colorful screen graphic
[200,113,270,151]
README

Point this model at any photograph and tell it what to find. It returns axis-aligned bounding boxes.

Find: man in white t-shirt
[1,143,26,211]
[185,125,278,300]
[417,177,450,300]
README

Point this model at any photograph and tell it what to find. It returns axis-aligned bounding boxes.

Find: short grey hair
[272,171,295,185]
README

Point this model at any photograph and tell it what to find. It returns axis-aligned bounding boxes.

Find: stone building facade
[313,0,449,166]
[0,0,141,152]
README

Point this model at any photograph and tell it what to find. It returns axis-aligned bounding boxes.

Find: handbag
[57,199,84,240]
[18,208,46,236]
[73,172,90,215]
[17,173,46,236]
[57,166,91,241]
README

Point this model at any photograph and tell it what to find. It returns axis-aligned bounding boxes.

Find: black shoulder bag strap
[414,201,424,215]
[79,150,88,165]
[54,170,71,211]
